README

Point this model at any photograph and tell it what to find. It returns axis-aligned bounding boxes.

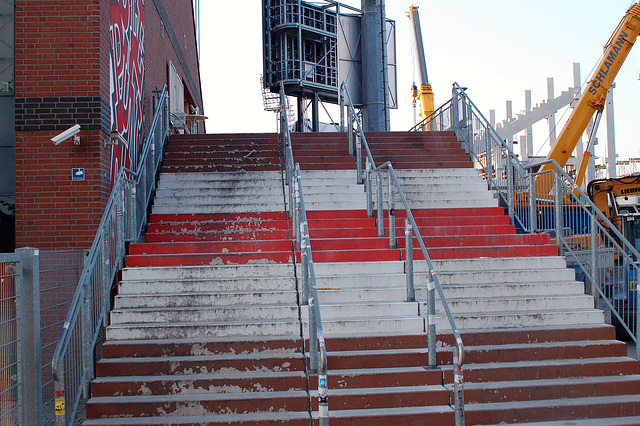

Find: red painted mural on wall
[109,0,145,184]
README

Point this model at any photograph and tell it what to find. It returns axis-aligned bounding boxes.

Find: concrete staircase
[83,131,640,424]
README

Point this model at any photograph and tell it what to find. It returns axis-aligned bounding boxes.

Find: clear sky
[198,0,640,163]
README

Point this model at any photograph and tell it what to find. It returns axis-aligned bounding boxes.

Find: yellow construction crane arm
[408,6,435,125]
[539,2,640,181]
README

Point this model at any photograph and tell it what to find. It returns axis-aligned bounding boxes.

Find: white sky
[198,0,640,163]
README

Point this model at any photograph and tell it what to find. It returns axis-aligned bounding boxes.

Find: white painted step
[118,276,295,294]
[113,291,298,309]
[121,264,295,281]
[436,309,604,331]
[110,305,298,324]
[429,294,595,315]
[106,320,301,340]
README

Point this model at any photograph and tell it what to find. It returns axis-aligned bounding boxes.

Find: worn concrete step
[125,251,294,267]
[128,240,292,255]
[83,412,311,425]
[118,277,295,294]
[153,194,285,206]
[303,302,418,320]
[459,356,639,383]
[96,352,305,376]
[431,294,595,315]
[422,281,584,299]
[106,320,301,340]
[305,317,424,336]
[437,309,604,330]
[110,305,299,324]
[121,264,295,281]
[308,366,442,389]
[151,204,286,214]
[100,336,302,358]
[430,267,575,284]
[460,375,640,404]
[314,405,454,424]
[464,394,640,425]
[427,256,569,272]
[91,370,307,397]
[158,171,283,182]
[311,385,450,410]
[114,291,298,309]
[85,390,309,418]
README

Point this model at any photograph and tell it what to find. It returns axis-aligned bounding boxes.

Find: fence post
[528,173,536,233]
[340,87,345,132]
[590,213,598,298]
[348,109,354,156]
[16,248,43,426]
[405,220,414,302]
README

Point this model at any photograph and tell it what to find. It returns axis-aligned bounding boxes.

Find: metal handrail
[279,82,329,424]
[340,82,465,425]
[409,98,453,132]
[51,86,170,425]
[449,82,640,356]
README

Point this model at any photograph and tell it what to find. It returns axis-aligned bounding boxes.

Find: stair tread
[87,389,307,403]
[83,411,311,425]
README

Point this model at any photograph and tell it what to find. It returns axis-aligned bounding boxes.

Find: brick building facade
[7,0,203,251]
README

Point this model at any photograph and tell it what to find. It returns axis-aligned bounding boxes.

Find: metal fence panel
[0,254,22,426]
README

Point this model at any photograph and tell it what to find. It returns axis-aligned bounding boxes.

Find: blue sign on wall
[72,168,85,181]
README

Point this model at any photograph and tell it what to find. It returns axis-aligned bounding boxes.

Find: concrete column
[605,84,616,178]
[361,0,389,132]
[525,90,533,158]
[547,78,557,147]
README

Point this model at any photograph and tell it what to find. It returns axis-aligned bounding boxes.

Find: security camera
[51,124,81,145]
[107,130,129,149]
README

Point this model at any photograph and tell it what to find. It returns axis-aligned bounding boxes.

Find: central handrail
[340,82,465,425]
[279,82,329,424]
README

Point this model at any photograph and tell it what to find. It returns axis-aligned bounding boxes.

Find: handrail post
[405,220,415,302]
[453,345,465,426]
[554,171,563,254]
[426,271,436,369]
[348,108,354,156]
[376,169,384,237]
[340,85,345,132]
[294,169,301,249]
[366,161,373,218]
[356,132,362,183]
[506,158,515,223]
[451,85,459,135]
[485,131,493,191]
[301,234,309,305]
[309,288,319,374]
[388,172,396,249]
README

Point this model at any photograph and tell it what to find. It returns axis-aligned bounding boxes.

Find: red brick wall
[14,0,111,250]
[14,0,203,250]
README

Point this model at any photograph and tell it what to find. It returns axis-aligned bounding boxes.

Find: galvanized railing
[340,82,465,425]
[279,82,329,424]
[51,86,170,425]
[445,82,640,355]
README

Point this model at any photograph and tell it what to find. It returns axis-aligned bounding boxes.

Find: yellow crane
[408,5,435,128]
[537,1,640,195]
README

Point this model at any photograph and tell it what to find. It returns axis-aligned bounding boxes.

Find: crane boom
[538,2,640,186]
[408,6,435,125]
